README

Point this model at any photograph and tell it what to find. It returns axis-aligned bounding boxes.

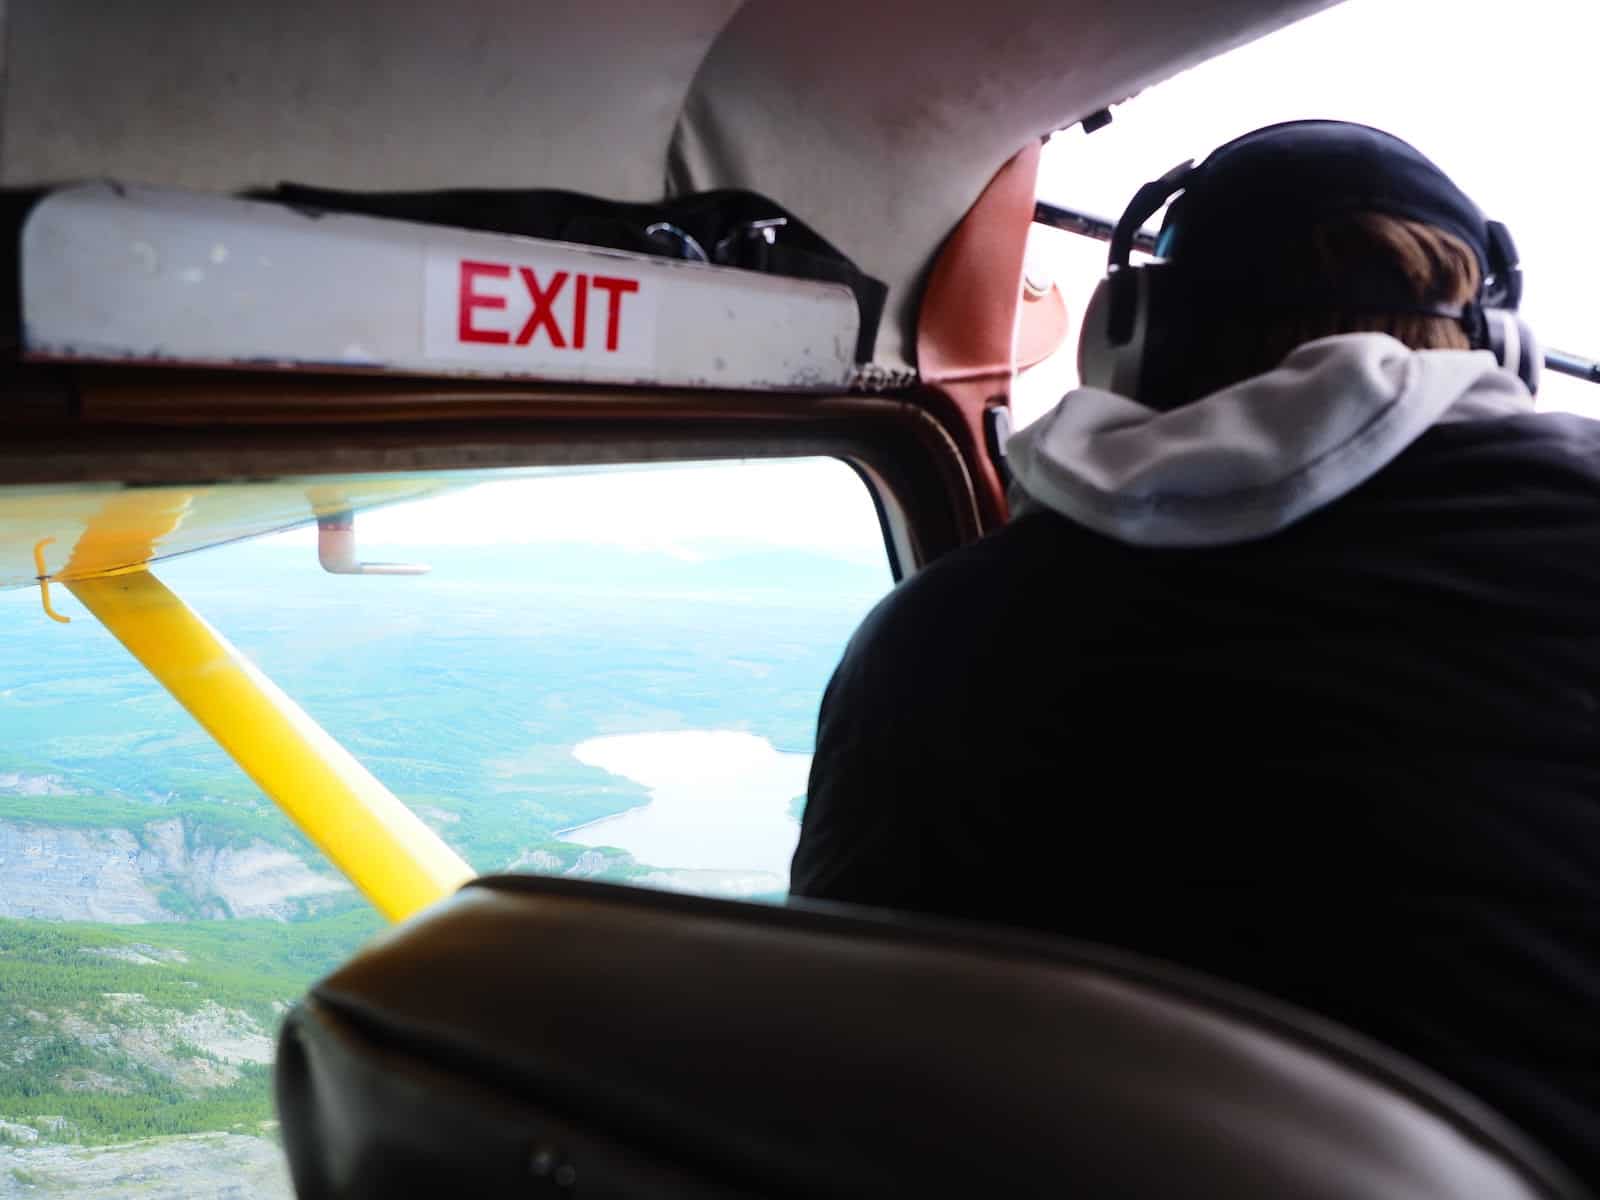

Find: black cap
[1155,120,1492,280]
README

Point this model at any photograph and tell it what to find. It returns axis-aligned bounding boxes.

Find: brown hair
[1168,214,1481,406]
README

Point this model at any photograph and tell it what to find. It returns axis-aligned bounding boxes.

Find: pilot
[791,121,1600,1184]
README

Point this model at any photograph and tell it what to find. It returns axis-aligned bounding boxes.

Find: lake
[561,730,811,896]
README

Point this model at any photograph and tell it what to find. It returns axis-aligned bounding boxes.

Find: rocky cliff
[0,819,348,923]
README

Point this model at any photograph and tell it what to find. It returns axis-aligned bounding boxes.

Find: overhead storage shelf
[18,183,861,392]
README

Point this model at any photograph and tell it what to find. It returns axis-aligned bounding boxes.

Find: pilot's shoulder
[1405,409,1600,497]
[844,509,1079,662]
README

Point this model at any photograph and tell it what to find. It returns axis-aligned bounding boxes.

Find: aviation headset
[1078,120,1540,408]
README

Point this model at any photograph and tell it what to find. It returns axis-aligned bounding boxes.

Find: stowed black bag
[251,184,887,363]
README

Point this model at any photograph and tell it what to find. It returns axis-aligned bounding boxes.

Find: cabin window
[0,455,890,1194]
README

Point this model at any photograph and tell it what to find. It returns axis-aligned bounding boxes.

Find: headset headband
[1105,161,1192,344]
[1109,160,1193,273]
[1483,220,1523,309]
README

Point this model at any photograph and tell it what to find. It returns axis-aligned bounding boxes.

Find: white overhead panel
[670,0,1344,370]
[0,0,741,198]
[21,184,859,392]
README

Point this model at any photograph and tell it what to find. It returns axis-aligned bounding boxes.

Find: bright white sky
[292,0,1600,554]
[265,458,893,562]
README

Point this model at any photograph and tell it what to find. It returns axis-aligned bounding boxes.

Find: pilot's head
[1079,120,1535,410]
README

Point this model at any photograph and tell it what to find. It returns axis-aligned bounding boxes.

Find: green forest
[0,912,381,1145]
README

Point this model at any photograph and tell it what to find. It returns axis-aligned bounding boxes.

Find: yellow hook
[32,538,71,624]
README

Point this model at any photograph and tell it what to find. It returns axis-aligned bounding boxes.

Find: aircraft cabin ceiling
[1,0,1341,371]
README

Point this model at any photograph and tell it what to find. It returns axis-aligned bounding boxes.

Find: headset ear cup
[1078,277,1114,390]
[1078,274,1146,398]
[1485,308,1542,394]
[1514,314,1541,395]
[1105,265,1139,345]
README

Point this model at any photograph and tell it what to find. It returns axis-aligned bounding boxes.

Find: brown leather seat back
[275,876,1588,1199]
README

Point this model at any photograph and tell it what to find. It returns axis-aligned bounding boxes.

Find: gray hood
[1007,333,1533,548]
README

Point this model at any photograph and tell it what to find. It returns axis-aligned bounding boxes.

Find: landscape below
[0,533,886,1196]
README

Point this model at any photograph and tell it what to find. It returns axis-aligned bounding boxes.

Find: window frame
[2,364,988,582]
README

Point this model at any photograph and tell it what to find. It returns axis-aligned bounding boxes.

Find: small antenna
[32,537,70,623]
[316,512,430,576]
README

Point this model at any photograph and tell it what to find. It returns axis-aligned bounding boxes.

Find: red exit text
[456,260,640,351]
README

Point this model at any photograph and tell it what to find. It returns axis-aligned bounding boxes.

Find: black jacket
[792,412,1600,1183]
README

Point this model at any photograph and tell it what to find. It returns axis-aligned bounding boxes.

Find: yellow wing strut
[68,569,475,921]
